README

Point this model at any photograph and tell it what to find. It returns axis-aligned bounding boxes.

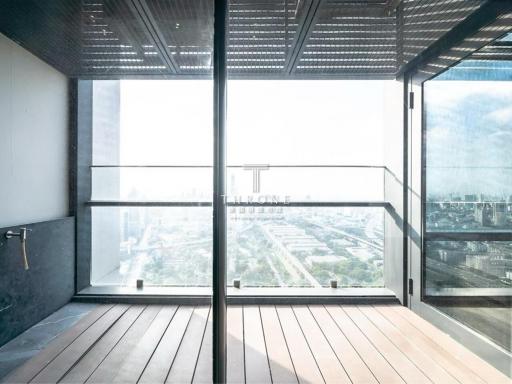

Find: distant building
[467,242,488,253]
[466,253,512,278]
[474,203,492,226]
[493,202,507,226]
[438,249,465,265]
[466,254,490,273]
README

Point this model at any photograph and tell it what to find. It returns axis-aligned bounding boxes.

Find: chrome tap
[5,228,30,270]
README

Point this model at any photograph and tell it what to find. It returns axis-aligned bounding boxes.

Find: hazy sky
[119,80,387,166]
[426,80,512,197]
[94,80,390,201]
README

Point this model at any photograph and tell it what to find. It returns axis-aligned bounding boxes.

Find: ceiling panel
[227,0,310,76]
[295,0,397,77]
[400,0,484,65]
[82,0,172,76]
[0,0,507,79]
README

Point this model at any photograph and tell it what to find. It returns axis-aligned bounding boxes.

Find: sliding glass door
[409,32,512,358]
[423,60,512,351]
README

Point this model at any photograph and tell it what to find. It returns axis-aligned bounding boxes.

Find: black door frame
[212,0,228,382]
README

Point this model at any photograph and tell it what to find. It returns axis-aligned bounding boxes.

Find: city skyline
[91,207,384,288]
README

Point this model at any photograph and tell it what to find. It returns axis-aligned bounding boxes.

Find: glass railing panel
[91,207,212,286]
[91,166,213,202]
[227,166,385,202]
[227,207,384,288]
[90,206,384,288]
[91,165,385,202]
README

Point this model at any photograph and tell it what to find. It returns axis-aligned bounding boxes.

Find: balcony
[1,0,511,381]
[80,165,396,299]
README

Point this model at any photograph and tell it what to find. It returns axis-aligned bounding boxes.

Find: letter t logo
[243,164,269,193]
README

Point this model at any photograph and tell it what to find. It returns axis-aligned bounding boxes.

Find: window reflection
[424,32,512,352]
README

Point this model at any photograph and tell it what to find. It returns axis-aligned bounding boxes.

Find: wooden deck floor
[2,305,510,384]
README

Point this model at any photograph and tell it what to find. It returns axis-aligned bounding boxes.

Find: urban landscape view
[93,206,384,288]
[425,80,512,293]
[91,80,388,288]
[426,198,512,291]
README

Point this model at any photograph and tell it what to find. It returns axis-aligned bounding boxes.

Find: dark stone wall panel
[0,217,75,347]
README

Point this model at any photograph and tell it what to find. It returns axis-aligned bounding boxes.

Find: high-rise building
[493,202,507,227]
[474,204,493,226]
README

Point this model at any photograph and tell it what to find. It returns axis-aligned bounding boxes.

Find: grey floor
[0,303,97,380]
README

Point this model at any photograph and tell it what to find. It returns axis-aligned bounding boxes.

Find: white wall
[0,33,69,227]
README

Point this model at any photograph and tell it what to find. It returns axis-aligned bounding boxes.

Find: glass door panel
[422,33,512,351]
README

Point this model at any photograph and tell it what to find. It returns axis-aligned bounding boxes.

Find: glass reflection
[424,32,512,353]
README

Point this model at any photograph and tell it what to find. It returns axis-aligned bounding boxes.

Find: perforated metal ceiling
[399,0,484,65]
[0,0,510,79]
[471,30,512,61]
[412,5,512,80]
[295,0,397,77]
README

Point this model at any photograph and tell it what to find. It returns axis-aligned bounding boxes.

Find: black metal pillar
[212,0,228,383]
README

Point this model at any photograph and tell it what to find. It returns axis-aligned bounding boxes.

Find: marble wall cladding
[0,217,75,348]
[0,303,96,380]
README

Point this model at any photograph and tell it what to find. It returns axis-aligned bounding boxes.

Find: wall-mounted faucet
[5,228,30,270]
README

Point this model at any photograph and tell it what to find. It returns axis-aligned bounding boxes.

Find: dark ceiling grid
[370,6,399,74]
[42,1,83,74]
[0,0,510,79]
[227,0,305,76]
[322,1,395,76]
[420,12,512,78]
[472,35,512,61]
[175,0,214,74]
[0,0,82,75]
[385,0,402,17]
[143,0,214,75]
[396,0,405,67]
[283,0,292,65]
[348,4,398,75]
[36,0,82,74]
[405,2,512,81]
[400,0,484,66]
[82,0,171,76]
[81,1,149,76]
[132,0,179,72]
[294,0,397,77]
[401,0,442,64]
[284,0,322,74]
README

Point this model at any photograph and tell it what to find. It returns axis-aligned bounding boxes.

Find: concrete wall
[0,34,73,348]
[0,32,69,227]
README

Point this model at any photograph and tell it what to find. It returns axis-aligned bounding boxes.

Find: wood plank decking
[2,305,510,384]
